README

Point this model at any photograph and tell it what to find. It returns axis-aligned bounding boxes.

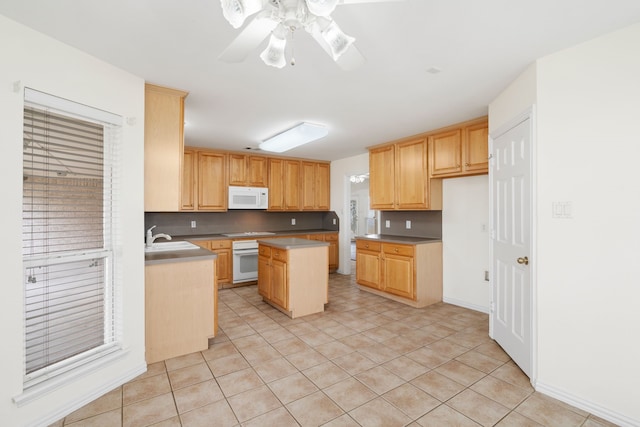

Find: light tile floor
[52,271,617,427]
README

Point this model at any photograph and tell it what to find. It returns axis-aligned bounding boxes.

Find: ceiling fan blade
[218,13,279,63]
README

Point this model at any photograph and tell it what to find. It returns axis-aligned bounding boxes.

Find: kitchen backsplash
[145,210,339,238]
[378,210,442,239]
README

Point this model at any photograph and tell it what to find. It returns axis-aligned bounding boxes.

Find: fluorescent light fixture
[260,122,328,153]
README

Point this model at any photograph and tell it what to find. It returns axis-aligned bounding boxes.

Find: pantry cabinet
[429,118,488,178]
[355,239,442,308]
[144,84,188,211]
[228,154,268,187]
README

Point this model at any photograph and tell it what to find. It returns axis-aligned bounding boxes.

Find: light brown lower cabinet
[191,239,232,286]
[307,233,339,272]
[258,242,328,318]
[145,258,217,364]
[355,239,442,308]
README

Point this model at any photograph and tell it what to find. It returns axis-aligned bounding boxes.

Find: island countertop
[257,237,329,249]
[356,234,442,244]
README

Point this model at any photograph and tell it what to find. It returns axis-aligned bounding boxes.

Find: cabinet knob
[365,244,369,248]
[465,162,470,167]
[394,248,398,252]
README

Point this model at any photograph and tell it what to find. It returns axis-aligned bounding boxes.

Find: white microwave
[228,186,269,209]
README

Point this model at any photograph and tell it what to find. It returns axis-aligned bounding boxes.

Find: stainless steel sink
[144,241,200,252]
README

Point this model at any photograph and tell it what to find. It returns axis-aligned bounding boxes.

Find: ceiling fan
[218,0,402,70]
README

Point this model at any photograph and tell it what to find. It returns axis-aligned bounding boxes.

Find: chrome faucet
[146,225,172,247]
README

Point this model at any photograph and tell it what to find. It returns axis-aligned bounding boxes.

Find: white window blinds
[22,88,122,389]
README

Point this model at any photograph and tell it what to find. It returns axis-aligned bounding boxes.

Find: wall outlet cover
[406,220,411,229]
[385,220,390,228]
[190,220,197,228]
[291,218,296,225]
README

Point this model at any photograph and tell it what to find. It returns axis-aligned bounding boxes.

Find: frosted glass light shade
[260,122,329,153]
[321,20,355,60]
[220,0,263,29]
[260,34,287,68]
[305,0,339,17]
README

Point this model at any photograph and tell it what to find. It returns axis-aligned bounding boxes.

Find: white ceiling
[3,1,640,161]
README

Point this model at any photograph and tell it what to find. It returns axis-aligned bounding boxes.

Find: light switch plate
[291,218,296,225]
[190,220,197,228]
[385,220,390,228]
[405,220,411,229]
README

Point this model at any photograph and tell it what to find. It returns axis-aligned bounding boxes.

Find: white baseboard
[29,362,147,427]
[443,296,490,314]
[536,381,640,427]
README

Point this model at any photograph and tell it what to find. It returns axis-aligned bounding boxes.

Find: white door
[490,114,533,378]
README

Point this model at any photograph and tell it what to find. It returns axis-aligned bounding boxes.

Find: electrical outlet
[332,218,336,225]
[385,220,390,228]
[291,218,296,225]
[406,220,411,229]
[484,270,489,281]
[191,220,197,228]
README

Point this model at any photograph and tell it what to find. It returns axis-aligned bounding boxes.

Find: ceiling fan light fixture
[260,122,329,153]
[305,0,339,17]
[260,33,287,68]
[321,20,355,60]
[220,0,263,29]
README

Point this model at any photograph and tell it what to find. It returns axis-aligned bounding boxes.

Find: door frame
[488,105,538,385]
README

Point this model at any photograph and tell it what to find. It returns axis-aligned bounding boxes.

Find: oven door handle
[234,249,259,255]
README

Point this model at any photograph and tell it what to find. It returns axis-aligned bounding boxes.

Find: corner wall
[489,23,640,425]
[0,15,146,426]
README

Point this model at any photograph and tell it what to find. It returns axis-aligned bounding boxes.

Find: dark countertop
[172,229,338,242]
[356,234,442,244]
[257,237,330,249]
[145,248,217,266]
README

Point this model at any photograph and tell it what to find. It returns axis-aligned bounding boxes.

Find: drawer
[382,243,414,257]
[258,245,271,257]
[307,234,324,241]
[323,233,338,241]
[356,240,381,251]
[272,249,287,261]
[210,239,231,249]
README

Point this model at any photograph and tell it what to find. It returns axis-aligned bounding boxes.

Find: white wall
[330,153,369,274]
[0,15,146,426]
[442,176,490,312]
[490,22,640,425]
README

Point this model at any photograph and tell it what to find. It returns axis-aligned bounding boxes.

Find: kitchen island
[257,238,329,318]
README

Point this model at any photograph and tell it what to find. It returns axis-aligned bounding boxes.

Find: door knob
[517,256,529,265]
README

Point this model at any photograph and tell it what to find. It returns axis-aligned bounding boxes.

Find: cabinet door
[228,154,247,186]
[198,152,226,211]
[327,238,338,271]
[396,138,428,209]
[382,254,414,299]
[268,158,284,210]
[248,156,268,187]
[181,149,195,210]
[301,161,317,210]
[270,258,288,309]
[258,255,271,299]
[369,145,395,209]
[356,249,381,289]
[283,160,301,210]
[144,84,187,211]
[430,129,462,176]
[463,122,489,173]
[315,162,330,210]
[213,248,231,284]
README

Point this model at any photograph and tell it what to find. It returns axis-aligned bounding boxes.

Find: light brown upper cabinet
[197,151,227,211]
[268,158,302,211]
[429,118,488,178]
[370,138,442,210]
[144,84,188,211]
[302,161,330,211]
[228,154,268,187]
[181,148,195,210]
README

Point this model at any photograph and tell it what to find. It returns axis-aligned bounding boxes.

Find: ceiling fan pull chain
[289,26,296,66]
